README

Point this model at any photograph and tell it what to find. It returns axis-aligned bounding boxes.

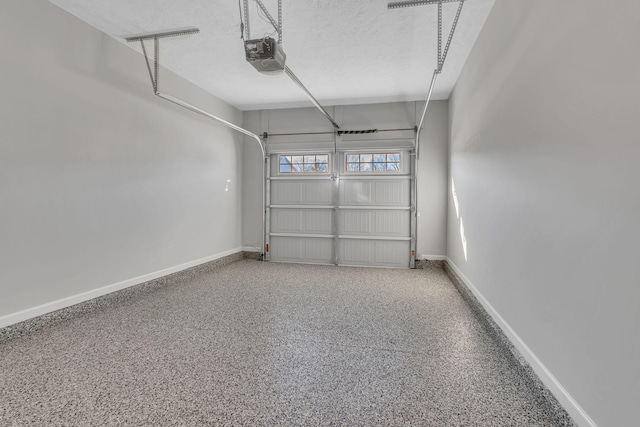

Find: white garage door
[337,151,411,268]
[268,153,336,265]
[267,150,412,268]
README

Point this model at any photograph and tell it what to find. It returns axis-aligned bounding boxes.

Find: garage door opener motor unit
[245,37,286,74]
[239,0,340,129]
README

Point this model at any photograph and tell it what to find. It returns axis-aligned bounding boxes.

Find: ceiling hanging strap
[417,0,465,159]
[278,0,282,44]
[437,1,442,69]
[439,0,465,72]
[254,0,282,43]
[139,38,157,93]
[389,0,465,159]
[242,0,282,42]
[154,35,159,92]
[243,0,251,39]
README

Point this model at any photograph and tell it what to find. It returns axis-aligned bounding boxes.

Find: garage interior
[1,1,638,426]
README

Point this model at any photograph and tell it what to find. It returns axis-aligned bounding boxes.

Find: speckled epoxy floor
[0,260,569,426]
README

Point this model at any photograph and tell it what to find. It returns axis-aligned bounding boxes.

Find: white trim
[445,258,597,427]
[267,148,334,155]
[270,175,331,180]
[418,254,447,261]
[338,235,410,241]
[338,205,410,210]
[338,263,407,269]
[339,175,409,180]
[338,141,415,151]
[269,260,334,266]
[270,233,335,239]
[0,248,243,329]
[241,246,261,252]
[270,205,335,209]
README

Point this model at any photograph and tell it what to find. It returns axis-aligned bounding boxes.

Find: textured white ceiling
[48,0,495,111]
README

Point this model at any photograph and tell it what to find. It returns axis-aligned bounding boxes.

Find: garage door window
[279,154,329,174]
[346,153,401,172]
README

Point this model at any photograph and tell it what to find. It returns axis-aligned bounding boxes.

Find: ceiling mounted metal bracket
[389,0,466,159]
[243,0,251,39]
[255,0,282,44]
[125,27,201,95]
[126,27,269,261]
[126,28,265,158]
[124,27,200,42]
[437,0,465,73]
[242,0,282,43]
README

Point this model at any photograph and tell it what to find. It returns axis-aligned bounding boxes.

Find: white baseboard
[445,258,597,427]
[241,246,261,252]
[0,247,243,329]
[418,254,447,261]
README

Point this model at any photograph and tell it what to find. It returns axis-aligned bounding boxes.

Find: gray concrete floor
[0,260,565,426]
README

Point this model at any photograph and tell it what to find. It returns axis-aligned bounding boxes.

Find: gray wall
[416,100,449,258]
[242,101,449,258]
[0,1,244,321]
[448,1,640,425]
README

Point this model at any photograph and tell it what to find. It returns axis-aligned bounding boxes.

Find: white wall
[241,101,449,258]
[241,110,265,252]
[416,101,449,258]
[448,1,640,425]
[0,1,244,322]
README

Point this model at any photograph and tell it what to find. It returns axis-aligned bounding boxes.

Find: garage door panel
[340,179,409,206]
[271,180,333,205]
[374,240,410,266]
[272,209,302,233]
[271,208,333,234]
[339,239,372,265]
[374,180,409,205]
[375,210,410,236]
[305,209,334,233]
[340,210,372,235]
[305,181,334,204]
[270,236,334,264]
[338,239,410,268]
[340,181,371,205]
[339,210,409,237]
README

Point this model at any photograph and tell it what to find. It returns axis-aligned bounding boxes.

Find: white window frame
[344,152,403,174]
[277,153,331,175]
